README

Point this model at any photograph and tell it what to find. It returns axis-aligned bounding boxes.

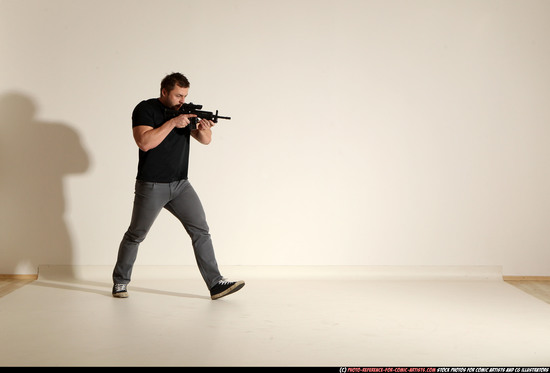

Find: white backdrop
[1,0,549,275]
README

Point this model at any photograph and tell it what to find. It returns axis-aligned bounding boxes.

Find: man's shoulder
[132,98,164,127]
[134,98,161,110]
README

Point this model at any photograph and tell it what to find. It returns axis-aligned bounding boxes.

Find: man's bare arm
[133,114,196,151]
[191,119,214,145]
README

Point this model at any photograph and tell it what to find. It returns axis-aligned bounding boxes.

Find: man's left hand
[196,119,215,130]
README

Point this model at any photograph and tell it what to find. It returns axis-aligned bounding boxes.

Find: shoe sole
[211,281,245,300]
[113,292,128,298]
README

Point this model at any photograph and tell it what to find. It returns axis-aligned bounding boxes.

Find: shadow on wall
[0,92,90,275]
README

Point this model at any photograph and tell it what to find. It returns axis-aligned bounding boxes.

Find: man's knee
[123,229,147,244]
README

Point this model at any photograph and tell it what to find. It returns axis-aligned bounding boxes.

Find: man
[112,72,244,300]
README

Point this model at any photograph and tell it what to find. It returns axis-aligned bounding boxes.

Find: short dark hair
[160,72,190,94]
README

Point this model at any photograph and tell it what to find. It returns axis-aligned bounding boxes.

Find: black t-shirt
[132,98,190,182]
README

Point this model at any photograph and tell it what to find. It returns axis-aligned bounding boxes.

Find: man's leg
[113,181,168,285]
[164,180,223,289]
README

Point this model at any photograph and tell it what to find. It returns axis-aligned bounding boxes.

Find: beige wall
[1,0,549,275]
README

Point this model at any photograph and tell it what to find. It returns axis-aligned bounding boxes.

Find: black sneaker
[210,279,245,300]
[112,284,128,298]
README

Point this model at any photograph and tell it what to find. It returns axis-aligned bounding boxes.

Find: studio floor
[1,265,550,367]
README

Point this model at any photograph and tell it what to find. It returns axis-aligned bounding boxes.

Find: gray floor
[1,265,550,367]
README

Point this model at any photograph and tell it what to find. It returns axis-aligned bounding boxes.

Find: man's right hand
[172,114,197,128]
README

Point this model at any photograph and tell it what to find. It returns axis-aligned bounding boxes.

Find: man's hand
[196,118,215,131]
[172,114,197,128]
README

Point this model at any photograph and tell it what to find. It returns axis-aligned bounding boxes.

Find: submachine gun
[164,102,231,130]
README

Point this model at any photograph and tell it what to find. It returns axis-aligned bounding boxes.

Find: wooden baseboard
[503,276,550,281]
[1,274,549,281]
[0,274,38,280]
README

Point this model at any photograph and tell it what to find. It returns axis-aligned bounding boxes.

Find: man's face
[161,85,189,110]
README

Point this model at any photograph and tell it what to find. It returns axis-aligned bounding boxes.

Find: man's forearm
[191,127,212,145]
[133,119,176,152]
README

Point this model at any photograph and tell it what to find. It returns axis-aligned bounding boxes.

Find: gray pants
[113,179,223,289]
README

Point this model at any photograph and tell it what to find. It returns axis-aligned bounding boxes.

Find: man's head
[159,72,190,110]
